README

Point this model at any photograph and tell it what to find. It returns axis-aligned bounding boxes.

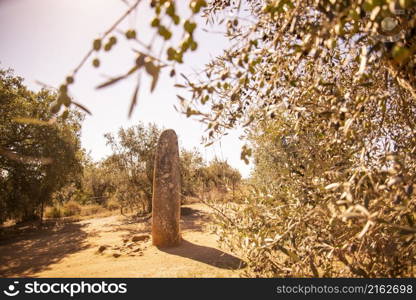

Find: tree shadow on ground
[180,206,211,232]
[158,239,246,270]
[115,206,210,239]
[0,222,91,277]
[111,217,151,239]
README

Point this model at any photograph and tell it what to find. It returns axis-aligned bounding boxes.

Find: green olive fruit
[66,76,74,84]
[92,58,100,68]
[93,39,101,51]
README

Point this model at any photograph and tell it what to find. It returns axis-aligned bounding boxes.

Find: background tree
[103,122,161,213]
[203,158,242,192]
[81,160,116,205]
[180,148,206,198]
[0,69,83,223]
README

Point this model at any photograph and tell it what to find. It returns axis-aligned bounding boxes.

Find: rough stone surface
[152,129,181,247]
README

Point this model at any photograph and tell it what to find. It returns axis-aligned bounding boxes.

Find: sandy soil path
[0,203,245,277]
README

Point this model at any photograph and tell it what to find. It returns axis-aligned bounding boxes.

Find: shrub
[45,206,62,219]
[212,181,416,277]
[106,199,120,211]
[62,201,82,217]
[80,204,105,216]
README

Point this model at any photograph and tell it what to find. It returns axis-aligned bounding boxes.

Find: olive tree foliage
[202,158,242,191]
[80,159,117,205]
[51,0,209,118]
[180,148,206,197]
[0,69,83,223]
[103,122,161,213]
[47,0,415,276]
[179,149,241,198]
[188,0,416,277]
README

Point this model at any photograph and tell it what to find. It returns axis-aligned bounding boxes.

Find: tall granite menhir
[152,129,181,247]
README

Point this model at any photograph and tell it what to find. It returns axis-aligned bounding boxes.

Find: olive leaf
[128,80,140,118]
[96,65,139,89]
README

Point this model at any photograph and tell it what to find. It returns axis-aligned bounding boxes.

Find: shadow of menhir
[0,222,90,277]
[157,239,246,270]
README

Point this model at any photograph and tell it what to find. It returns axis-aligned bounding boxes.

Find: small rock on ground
[97,245,107,253]
[132,234,150,242]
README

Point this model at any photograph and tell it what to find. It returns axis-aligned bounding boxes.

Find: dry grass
[44,203,118,222]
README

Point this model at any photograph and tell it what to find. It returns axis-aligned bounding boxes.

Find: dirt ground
[0,203,245,277]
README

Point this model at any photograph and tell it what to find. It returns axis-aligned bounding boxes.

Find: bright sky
[0,0,253,177]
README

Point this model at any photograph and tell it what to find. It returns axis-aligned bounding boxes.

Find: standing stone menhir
[152,129,181,247]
